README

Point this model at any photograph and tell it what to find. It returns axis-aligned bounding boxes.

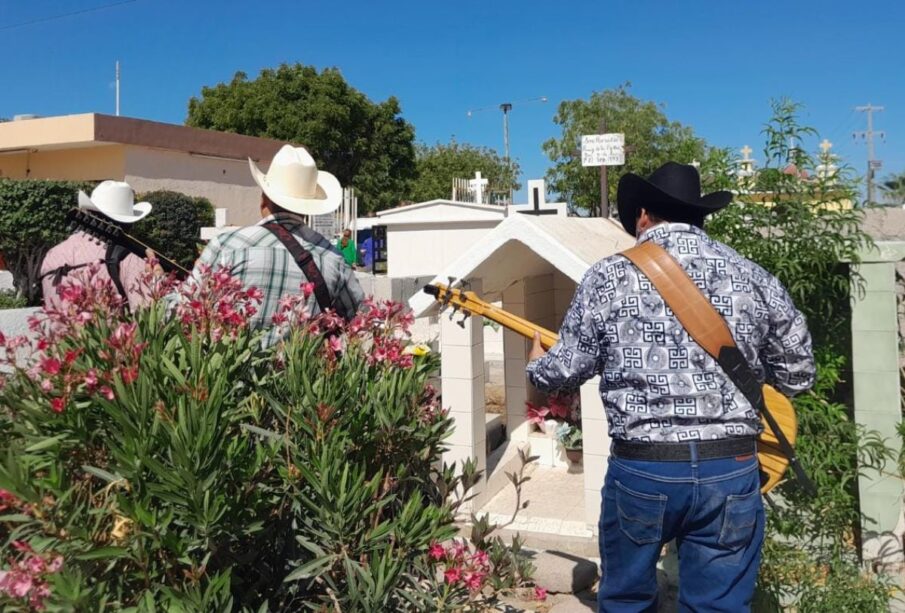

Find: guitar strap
[262,222,333,313]
[622,241,815,495]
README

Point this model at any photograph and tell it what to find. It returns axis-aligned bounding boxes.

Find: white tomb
[409,214,635,532]
[508,179,568,217]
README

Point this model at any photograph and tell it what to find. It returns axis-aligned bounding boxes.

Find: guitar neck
[115,233,187,276]
[478,303,559,350]
[426,284,559,350]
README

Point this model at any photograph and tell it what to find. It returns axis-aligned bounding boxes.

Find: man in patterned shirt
[526,162,814,612]
[183,145,363,346]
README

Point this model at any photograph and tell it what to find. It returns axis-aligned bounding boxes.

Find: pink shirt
[40,232,147,311]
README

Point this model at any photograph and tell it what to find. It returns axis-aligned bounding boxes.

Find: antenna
[115,60,121,116]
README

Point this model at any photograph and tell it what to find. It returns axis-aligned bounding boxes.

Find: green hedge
[131,190,214,271]
[0,178,94,305]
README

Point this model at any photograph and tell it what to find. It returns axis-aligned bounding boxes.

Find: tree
[186,63,417,214]
[878,170,905,205]
[409,141,520,203]
[543,83,708,214]
[131,191,214,270]
[0,178,93,305]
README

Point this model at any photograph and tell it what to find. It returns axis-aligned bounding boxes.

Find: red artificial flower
[50,398,65,413]
[526,402,550,425]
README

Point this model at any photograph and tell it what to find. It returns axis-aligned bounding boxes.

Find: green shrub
[707,99,894,608]
[131,190,215,271]
[0,265,531,611]
[0,290,26,310]
[0,178,94,305]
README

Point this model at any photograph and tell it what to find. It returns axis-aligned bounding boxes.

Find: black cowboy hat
[616,162,733,236]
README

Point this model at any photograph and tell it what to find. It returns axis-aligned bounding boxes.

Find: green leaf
[74,547,130,561]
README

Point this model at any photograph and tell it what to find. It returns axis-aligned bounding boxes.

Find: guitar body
[425,283,797,494]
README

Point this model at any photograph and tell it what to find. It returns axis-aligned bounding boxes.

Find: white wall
[124,147,262,227]
[386,222,499,277]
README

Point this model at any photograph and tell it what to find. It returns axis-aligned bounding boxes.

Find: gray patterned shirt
[526,223,815,442]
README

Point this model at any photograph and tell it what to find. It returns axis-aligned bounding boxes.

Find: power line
[0,0,139,32]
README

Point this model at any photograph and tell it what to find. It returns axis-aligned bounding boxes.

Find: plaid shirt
[527,223,814,443]
[187,213,364,346]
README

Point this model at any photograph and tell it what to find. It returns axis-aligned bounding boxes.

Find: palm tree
[879,171,905,205]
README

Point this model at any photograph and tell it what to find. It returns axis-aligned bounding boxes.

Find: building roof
[0,113,289,162]
[409,214,634,317]
[378,199,507,216]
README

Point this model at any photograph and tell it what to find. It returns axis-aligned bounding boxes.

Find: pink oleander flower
[463,571,485,591]
[50,398,65,413]
[449,540,467,561]
[327,335,343,354]
[39,356,61,376]
[534,586,548,601]
[100,386,115,401]
[471,549,489,567]
[120,366,139,385]
[443,566,462,585]
[428,543,445,561]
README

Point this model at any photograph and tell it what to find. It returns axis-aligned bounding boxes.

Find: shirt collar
[636,222,705,245]
[257,212,307,228]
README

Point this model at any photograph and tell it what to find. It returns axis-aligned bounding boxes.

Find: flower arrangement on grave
[525,392,582,464]
[0,260,540,611]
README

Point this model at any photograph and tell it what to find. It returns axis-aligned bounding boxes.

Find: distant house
[0,113,291,226]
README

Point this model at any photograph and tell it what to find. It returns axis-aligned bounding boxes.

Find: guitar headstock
[423,280,485,327]
[67,209,124,246]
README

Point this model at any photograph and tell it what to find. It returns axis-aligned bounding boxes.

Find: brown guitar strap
[622,241,815,494]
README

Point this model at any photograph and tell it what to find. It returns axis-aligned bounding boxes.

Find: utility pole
[466,96,547,205]
[854,103,885,205]
[598,97,608,219]
[115,60,121,116]
[500,103,513,204]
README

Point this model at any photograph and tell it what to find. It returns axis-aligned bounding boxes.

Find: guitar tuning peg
[457,310,472,329]
[448,303,460,321]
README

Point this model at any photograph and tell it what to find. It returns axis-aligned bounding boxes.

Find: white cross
[820,139,833,154]
[740,145,753,161]
[469,171,489,205]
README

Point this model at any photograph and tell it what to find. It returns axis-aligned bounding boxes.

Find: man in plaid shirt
[184,145,363,345]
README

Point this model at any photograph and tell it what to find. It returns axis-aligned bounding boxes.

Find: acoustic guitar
[423,282,798,494]
[67,209,190,277]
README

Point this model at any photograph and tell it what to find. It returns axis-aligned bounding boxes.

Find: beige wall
[123,147,261,226]
[0,145,125,181]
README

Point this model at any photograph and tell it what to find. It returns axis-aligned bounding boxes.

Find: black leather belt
[612,437,757,461]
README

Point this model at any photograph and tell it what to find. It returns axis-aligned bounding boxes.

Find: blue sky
[2,0,902,203]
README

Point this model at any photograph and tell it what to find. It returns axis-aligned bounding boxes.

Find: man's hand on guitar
[528,331,546,362]
[145,248,164,276]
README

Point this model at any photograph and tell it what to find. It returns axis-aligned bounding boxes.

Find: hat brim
[78,190,152,223]
[616,173,732,236]
[249,158,342,216]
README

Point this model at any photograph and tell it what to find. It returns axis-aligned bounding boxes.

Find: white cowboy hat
[78,180,152,223]
[249,145,342,216]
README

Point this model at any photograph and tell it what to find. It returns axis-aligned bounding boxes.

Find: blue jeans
[597,447,765,612]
